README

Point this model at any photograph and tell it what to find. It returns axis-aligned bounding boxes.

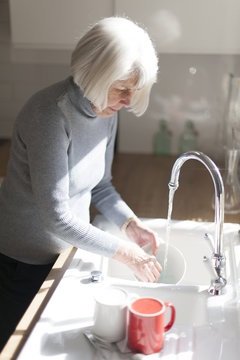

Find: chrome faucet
[168,151,226,295]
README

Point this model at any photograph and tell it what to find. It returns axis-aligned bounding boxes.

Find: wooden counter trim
[0,246,77,360]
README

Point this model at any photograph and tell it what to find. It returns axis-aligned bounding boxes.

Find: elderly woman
[0,17,162,349]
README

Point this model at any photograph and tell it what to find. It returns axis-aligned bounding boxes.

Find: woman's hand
[124,218,164,255]
[112,240,162,282]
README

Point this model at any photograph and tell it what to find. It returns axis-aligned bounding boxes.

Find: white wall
[118,54,240,159]
[1,0,240,160]
[115,0,240,159]
[0,0,113,137]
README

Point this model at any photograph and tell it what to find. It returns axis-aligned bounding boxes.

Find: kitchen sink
[93,215,239,287]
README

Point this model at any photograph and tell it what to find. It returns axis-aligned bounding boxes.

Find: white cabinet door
[10,0,113,49]
[115,0,240,54]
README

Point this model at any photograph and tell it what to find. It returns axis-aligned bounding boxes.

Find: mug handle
[128,293,140,304]
[164,302,176,332]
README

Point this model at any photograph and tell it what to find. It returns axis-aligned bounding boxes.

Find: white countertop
[16,217,240,360]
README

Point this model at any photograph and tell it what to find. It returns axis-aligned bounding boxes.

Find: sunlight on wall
[150,9,181,47]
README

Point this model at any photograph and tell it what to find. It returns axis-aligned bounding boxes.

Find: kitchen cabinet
[10,0,240,54]
[116,0,240,54]
[9,0,113,49]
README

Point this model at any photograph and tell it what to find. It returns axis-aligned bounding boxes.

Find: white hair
[71,17,158,116]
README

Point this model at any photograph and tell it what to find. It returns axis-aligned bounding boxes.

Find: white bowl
[143,243,186,284]
[157,244,186,284]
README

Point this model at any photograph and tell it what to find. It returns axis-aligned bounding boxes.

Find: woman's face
[93,75,139,117]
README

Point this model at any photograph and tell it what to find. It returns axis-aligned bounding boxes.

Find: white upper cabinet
[9,0,113,49]
[9,0,240,54]
[115,0,240,54]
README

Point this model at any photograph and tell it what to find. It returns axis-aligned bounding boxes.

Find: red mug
[127,297,176,355]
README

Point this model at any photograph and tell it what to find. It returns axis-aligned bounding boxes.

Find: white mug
[93,286,131,342]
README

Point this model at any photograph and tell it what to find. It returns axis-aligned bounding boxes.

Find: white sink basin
[116,283,210,326]
[92,216,240,325]
[93,215,239,287]
[92,216,240,327]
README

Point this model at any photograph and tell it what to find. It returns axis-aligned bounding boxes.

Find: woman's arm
[91,115,136,227]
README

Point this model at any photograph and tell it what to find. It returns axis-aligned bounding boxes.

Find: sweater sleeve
[20,106,120,258]
[91,114,136,228]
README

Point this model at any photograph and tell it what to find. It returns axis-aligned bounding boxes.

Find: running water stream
[161,187,176,282]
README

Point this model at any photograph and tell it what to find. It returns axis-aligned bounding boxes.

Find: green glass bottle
[153,119,171,155]
[179,120,198,153]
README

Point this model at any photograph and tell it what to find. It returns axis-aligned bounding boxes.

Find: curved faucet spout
[168,151,226,295]
[169,151,224,255]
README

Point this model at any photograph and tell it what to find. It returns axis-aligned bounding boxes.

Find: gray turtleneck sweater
[0,77,135,265]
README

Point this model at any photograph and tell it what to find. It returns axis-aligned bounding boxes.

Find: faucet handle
[203,256,227,295]
[203,256,218,280]
[208,276,227,296]
[204,233,214,253]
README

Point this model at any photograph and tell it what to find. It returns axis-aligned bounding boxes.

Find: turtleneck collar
[67,76,97,118]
